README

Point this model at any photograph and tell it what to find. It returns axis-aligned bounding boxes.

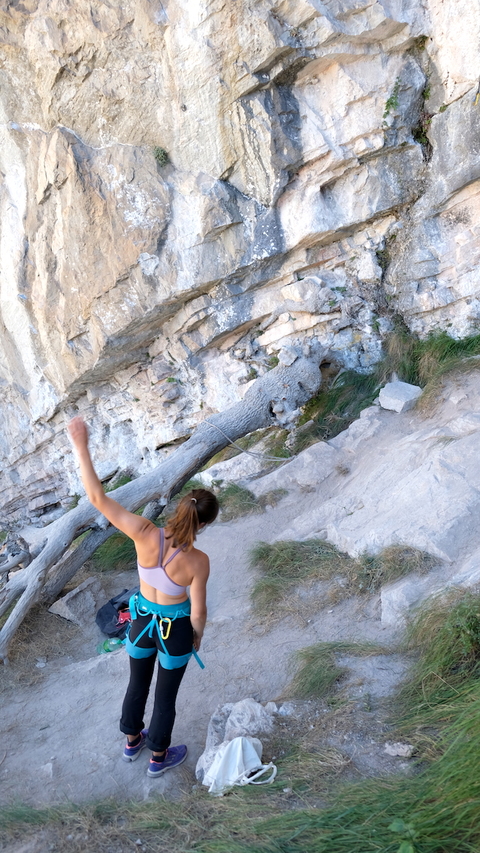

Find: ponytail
[166,488,219,551]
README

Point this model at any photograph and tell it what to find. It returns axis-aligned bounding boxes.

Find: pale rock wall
[0,0,479,525]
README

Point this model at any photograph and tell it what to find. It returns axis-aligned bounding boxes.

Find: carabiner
[159,617,172,640]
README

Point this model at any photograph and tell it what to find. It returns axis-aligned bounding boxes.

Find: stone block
[195,698,275,783]
[249,440,339,496]
[277,345,298,367]
[378,381,422,413]
[49,577,104,628]
[384,742,414,758]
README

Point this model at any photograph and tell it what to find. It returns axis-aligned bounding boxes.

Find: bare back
[137,524,210,606]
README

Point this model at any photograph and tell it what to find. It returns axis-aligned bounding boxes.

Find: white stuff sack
[201,736,277,796]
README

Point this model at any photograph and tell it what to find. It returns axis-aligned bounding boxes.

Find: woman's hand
[193,629,202,652]
[68,417,89,452]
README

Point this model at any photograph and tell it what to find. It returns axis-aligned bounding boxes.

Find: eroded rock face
[0,0,479,525]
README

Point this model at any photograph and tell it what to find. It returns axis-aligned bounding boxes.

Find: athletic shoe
[122,729,148,762]
[147,744,188,777]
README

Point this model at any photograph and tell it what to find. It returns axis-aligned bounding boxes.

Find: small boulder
[384,742,414,758]
[278,345,298,367]
[379,380,422,413]
[49,577,104,627]
[195,698,275,783]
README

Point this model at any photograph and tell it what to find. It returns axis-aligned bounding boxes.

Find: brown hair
[166,488,219,551]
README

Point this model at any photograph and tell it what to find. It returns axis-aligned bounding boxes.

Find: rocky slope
[3,369,480,808]
[0,0,479,525]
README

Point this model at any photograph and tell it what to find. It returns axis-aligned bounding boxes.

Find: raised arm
[67,417,153,543]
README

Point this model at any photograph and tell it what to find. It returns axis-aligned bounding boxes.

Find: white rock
[384,742,414,758]
[0,0,479,530]
[195,698,275,782]
[249,441,339,496]
[382,544,480,626]
[378,381,422,413]
[48,577,104,627]
[277,702,296,716]
[277,346,299,367]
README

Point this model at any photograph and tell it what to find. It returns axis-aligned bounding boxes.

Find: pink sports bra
[137,528,187,596]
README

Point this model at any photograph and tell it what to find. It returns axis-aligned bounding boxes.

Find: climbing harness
[126,591,205,670]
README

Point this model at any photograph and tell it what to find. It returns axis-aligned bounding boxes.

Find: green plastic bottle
[96,637,123,654]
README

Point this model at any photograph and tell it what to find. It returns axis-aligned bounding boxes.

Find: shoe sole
[147,751,187,777]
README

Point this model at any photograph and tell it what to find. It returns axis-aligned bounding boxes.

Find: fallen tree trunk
[0,349,325,662]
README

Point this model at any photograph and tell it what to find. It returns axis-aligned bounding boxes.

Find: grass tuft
[295,370,379,451]
[356,546,438,593]
[290,641,389,699]
[217,483,261,522]
[89,534,137,572]
[250,539,357,616]
[264,428,291,459]
[250,540,437,618]
[280,745,350,791]
[397,590,480,724]
[296,329,480,453]
[257,488,288,510]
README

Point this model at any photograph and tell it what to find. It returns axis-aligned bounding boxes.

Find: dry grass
[280,745,350,794]
[0,606,78,693]
[355,545,438,594]
[288,641,389,700]
[250,540,439,623]
[257,488,288,510]
[216,483,262,522]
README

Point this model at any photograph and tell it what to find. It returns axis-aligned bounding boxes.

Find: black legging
[120,613,193,753]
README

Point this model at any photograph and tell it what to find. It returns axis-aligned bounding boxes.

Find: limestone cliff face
[0,0,479,525]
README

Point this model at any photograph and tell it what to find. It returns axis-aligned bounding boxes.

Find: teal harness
[126,592,205,670]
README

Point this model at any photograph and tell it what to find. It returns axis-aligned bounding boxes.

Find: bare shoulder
[189,546,210,577]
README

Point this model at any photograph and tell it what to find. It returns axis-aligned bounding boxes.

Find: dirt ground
[0,484,410,809]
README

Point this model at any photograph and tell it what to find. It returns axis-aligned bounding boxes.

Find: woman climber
[68,416,219,777]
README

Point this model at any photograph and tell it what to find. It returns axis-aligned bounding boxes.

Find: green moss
[383,77,401,123]
[153,146,169,166]
[290,641,388,699]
